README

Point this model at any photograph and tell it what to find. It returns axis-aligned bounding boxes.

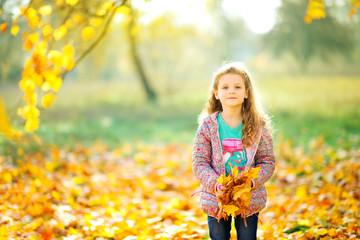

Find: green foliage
[1,75,359,155]
[265,0,355,70]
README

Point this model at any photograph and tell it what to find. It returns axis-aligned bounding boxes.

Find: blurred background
[1,0,359,151]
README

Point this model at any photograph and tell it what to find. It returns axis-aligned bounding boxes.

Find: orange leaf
[0,22,7,34]
[23,33,38,51]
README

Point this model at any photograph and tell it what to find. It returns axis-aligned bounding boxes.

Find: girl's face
[215,73,248,110]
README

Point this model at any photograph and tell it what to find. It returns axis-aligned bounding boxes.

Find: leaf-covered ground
[0,137,359,239]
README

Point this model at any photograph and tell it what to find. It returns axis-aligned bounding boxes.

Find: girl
[192,62,275,240]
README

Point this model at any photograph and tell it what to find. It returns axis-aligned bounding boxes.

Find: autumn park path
[0,139,359,239]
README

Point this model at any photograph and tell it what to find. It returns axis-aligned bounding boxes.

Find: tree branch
[62,0,128,80]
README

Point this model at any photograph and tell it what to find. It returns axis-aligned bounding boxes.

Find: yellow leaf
[65,19,73,28]
[41,82,51,92]
[53,25,67,41]
[62,44,75,57]
[304,0,326,23]
[41,93,56,108]
[62,44,75,70]
[0,22,7,34]
[65,0,79,6]
[216,174,231,185]
[296,185,308,198]
[0,99,18,138]
[231,166,239,178]
[328,228,337,237]
[297,219,311,227]
[82,26,95,40]
[27,92,38,105]
[101,1,114,11]
[222,204,239,217]
[11,24,19,36]
[25,8,39,29]
[56,0,64,6]
[247,167,260,179]
[42,24,53,37]
[116,6,131,15]
[89,17,103,27]
[0,8,2,14]
[24,115,39,132]
[51,190,61,201]
[317,229,328,236]
[23,33,38,51]
[51,77,62,92]
[349,8,357,18]
[232,184,251,201]
[73,14,84,23]
[48,50,62,66]
[3,172,12,183]
[38,5,52,16]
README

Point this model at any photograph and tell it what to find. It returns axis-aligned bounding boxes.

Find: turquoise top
[217,113,247,176]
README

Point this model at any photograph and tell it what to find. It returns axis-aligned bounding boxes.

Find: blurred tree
[207,0,258,62]
[0,0,157,134]
[265,0,354,70]
[126,5,156,102]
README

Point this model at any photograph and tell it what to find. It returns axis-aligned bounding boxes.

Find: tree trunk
[127,13,157,103]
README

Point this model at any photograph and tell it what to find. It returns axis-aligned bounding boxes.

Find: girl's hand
[215,182,227,193]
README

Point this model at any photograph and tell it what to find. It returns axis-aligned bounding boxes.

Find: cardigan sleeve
[192,121,220,193]
[251,127,276,189]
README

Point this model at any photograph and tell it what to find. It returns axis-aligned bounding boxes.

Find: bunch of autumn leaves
[214,167,260,224]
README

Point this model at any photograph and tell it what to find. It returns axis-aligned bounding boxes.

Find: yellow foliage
[222,204,239,217]
[62,44,75,57]
[23,33,38,51]
[41,93,56,108]
[215,167,260,220]
[38,5,52,16]
[73,14,84,23]
[53,25,67,41]
[89,17,103,27]
[0,142,359,238]
[0,99,21,139]
[62,44,75,70]
[304,0,326,24]
[116,6,131,15]
[349,0,360,18]
[11,24,19,36]
[48,50,62,66]
[65,0,79,6]
[56,0,64,6]
[24,8,39,29]
[65,19,73,29]
[82,26,95,40]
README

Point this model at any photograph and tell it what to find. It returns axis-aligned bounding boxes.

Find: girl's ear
[214,90,219,100]
[245,89,249,99]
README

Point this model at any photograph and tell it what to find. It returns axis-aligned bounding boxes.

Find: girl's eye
[236,86,241,89]
[223,86,228,89]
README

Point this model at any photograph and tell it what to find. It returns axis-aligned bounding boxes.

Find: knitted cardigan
[192,111,275,218]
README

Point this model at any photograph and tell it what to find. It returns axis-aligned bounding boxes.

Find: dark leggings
[207,213,258,240]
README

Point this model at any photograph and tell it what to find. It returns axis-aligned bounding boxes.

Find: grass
[0,75,359,152]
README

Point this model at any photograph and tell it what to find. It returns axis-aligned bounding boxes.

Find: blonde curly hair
[200,62,271,147]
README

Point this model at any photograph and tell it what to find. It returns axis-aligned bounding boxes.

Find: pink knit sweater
[192,111,275,218]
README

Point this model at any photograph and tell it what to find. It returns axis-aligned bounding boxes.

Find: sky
[133,0,282,34]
